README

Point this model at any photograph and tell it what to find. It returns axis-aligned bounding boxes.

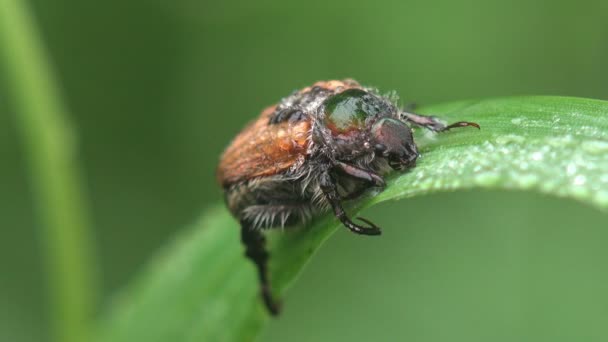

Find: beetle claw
[442,121,480,131]
[344,216,381,235]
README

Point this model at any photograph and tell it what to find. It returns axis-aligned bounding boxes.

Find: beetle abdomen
[224,177,316,229]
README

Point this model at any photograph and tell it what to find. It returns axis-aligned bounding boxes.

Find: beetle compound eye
[323,88,382,133]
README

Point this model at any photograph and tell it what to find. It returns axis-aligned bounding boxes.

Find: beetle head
[371,118,419,170]
[321,88,419,170]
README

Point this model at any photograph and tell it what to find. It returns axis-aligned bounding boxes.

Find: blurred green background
[2,0,608,341]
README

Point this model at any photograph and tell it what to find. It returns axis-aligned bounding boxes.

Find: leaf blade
[96,96,608,342]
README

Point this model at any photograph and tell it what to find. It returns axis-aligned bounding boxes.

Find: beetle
[217,79,479,315]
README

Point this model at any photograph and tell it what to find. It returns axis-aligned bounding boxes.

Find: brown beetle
[217,79,478,315]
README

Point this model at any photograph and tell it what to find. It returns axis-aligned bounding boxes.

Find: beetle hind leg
[240,221,281,316]
[239,202,312,316]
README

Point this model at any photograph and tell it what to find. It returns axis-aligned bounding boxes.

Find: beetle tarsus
[261,284,281,316]
[356,216,381,230]
[441,121,480,131]
[401,111,480,132]
[343,216,382,235]
[240,222,282,316]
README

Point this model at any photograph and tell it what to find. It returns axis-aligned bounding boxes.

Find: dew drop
[511,117,525,125]
[573,175,587,186]
[517,174,539,188]
[474,172,501,186]
[581,140,608,154]
[531,151,543,161]
[495,134,525,145]
[566,163,577,176]
[545,135,575,148]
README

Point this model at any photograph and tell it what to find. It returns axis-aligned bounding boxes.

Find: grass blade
[0,1,98,342]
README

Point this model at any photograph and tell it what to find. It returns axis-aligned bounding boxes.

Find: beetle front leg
[400,111,480,132]
[334,161,385,200]
[335,161,385,188]
[320,171,381,236]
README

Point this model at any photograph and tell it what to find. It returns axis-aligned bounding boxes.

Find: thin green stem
[0,1,98,342]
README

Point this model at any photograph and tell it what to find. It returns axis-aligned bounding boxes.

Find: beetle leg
[335,161,386,188]
[340,187,369,201]
[240,222,281,316]
[320,171,382,236]
[401,111,480,132]
[334,161,385,200]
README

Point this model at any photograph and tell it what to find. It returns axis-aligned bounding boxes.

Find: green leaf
[95,96,608,342]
